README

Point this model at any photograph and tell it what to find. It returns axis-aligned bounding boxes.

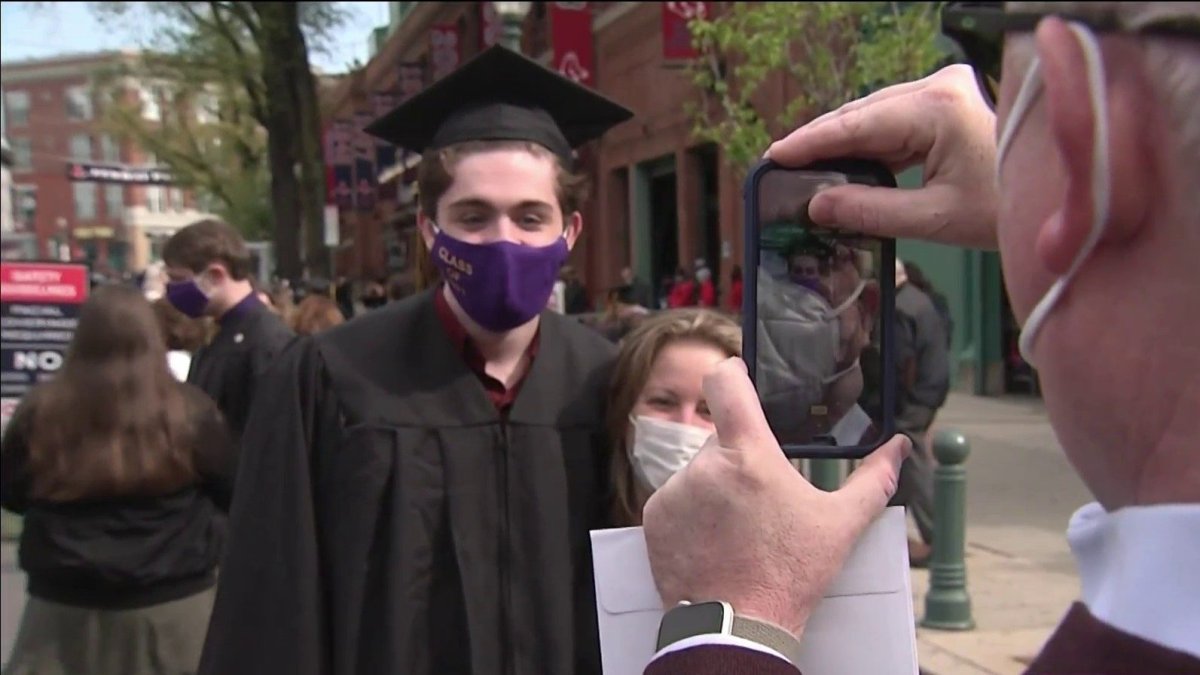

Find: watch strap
[731,614,803,665]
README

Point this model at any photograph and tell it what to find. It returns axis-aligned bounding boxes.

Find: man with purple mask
[198,46,633,675]
[161,218,294,446]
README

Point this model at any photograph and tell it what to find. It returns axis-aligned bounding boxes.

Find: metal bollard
[809,459,842,491]
[921,429,975,630]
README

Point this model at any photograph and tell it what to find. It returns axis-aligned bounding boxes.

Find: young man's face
[420,148,582,249]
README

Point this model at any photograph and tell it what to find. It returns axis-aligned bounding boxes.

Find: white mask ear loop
[1014,22,1112,367]
[996,58,1044,172]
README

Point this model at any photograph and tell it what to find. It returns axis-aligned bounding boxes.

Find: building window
[69,134,93,160]
[195,91,219,124]
[5,91,30,126]
[169,187,185,211]
[100,134,121,163]
[15,185,38,229]
[140,86,161,121]
[11,138,33,171]
[146,186,165,213]
[65,85,94,121]
[74,182,97,220]
[106,185,124,219]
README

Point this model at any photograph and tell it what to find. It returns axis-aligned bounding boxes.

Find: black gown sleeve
[186,388,239,512]
[198,336,337,675]
[0,397,35,515]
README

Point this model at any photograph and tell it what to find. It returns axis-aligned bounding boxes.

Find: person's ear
[1035,17,1154,276]
[417,209,436,250]
[203,263,230,287]
[564,211,583,250]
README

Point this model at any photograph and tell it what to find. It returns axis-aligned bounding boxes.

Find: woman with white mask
[608,309,742,527]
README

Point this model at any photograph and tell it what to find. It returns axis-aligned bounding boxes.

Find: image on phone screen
[747,165,895,457]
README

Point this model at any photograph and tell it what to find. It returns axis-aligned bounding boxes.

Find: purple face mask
[430,225,569,332]
[166,279,210,318]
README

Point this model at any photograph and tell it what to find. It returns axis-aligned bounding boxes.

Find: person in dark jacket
[161,219,294,451]
[0,285,236,675]
[891,258,950,564]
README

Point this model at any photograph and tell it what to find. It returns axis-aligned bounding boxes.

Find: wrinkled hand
[642,358,910,639]
[766,64,1000,250]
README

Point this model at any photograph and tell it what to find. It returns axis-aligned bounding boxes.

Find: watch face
[657,601,731,649]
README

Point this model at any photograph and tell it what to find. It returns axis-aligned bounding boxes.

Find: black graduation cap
[364,45,634,166]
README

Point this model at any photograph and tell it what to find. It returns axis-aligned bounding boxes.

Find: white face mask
[628,415,714,491]
[996,22,1111,369]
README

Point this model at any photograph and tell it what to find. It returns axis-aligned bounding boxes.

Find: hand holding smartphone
[742,159,898,460]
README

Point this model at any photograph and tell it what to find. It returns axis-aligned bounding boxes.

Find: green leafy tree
[88,1,350,278]
[686,2,946,180]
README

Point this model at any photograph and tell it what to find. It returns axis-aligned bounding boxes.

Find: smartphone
[742,158,897,460]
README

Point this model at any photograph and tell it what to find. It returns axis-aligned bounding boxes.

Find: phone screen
[744,161,896,458]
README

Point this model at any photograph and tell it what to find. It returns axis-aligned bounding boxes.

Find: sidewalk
[906,393,1091,675]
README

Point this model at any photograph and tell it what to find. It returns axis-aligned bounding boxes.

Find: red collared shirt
[433,288,540,413]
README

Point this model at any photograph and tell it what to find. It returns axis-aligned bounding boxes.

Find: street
[1,392,1089,672]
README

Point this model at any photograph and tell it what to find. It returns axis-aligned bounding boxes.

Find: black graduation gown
[198,289,617,675]
[188,297,295,444]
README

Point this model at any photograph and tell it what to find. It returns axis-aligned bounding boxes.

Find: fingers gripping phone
[742,159,898,460]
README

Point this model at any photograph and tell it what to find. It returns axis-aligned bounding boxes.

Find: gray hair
[1006,3,1200,193]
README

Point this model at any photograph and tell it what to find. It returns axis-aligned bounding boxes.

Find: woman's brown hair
[151,298,211,352]
[607,308,742,527]
[22,285,198,501]
[289,295,345,336]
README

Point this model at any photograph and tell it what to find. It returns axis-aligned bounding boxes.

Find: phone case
[742,158,898,460]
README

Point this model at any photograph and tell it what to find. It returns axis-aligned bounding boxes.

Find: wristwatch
[655,600,802,665]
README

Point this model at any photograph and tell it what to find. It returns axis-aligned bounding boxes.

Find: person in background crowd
[727,265,744,314]
[892,257,951,567]
[902,260,954,350]
[640,3,1200,673]
[658,274,676,310]
[562,264,592,315]
[198,45,633,675]
[334,276,356,320]
[607,309,741,527]
[360,279,387,310]
[667,267,696,308]
[595,286,651,344]
[695,266,717,308]
[288,294,346,337]
[161,219,295,448]
[620,266,655,310]
[0,285,236,675]
[152,298,212,382]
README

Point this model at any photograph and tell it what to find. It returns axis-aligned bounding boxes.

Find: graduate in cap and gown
[197,46,634,675]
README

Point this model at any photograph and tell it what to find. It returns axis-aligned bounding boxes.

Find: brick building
[0,51,213,273]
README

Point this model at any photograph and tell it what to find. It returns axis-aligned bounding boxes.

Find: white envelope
[590,506,918,675]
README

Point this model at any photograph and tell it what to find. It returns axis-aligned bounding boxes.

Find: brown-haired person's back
[0,285,237,675]
[289,295,345,337]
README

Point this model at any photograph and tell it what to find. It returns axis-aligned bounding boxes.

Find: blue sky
[0,2,389,74]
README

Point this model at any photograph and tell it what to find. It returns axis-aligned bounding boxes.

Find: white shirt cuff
[652,633,792,663]
[1068,501,1200,658]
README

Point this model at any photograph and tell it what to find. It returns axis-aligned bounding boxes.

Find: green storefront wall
[896,166,1005,395]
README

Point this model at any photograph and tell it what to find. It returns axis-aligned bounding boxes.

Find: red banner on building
[322,125,336,205]
[329,119,355,211]
[480,2,501,50]
[549,2,593,86]
[353,111,377,213]
[662,2,711,61]
[430,24,462,80]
